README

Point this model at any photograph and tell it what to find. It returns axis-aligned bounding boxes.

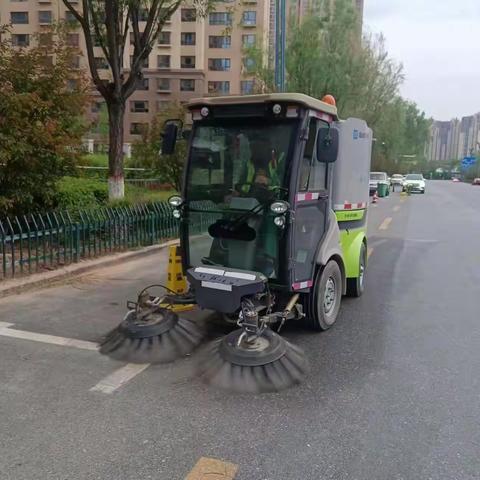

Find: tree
[61,0,210,200]
[0,25,89,216]
[131,102,187,191]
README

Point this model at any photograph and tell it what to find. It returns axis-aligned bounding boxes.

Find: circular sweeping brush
[197,328,308,393]
[99,307,204,364]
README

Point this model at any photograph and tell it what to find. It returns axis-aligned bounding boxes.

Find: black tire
[346,242,366,297]
[304,260,343,331]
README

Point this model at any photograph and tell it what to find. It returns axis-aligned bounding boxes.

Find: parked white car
[369,172,389,195]
[403,174,426,193]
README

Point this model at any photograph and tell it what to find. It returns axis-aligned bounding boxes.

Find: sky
[363,0,480,120]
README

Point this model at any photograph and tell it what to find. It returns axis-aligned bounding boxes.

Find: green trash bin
[377,182,388,197]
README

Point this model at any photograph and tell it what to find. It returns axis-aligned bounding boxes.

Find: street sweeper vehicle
[100,93,373,393]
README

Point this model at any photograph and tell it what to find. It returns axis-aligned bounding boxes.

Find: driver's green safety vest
[240,155,283,193]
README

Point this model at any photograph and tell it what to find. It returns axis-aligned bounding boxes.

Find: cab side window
[298,118,327,191]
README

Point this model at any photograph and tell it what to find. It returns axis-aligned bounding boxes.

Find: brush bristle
[99,316,204,364]
[197,338,308,394]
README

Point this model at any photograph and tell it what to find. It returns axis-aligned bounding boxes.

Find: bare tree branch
[63,0,107,97]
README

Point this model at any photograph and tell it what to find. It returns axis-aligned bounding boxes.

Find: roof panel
[187,93,338,119]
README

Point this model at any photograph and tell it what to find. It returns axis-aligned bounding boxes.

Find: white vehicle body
[403,174,426,193]
[369,171,388,194]
[391,174,404,186]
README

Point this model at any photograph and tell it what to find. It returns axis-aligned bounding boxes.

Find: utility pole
[274,0,286,92]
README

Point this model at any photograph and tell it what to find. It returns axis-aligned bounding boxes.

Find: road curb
[0,239,178,299]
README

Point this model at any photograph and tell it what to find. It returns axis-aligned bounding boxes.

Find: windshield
[184,118,297,279]
[370,173,386,181]
[406,174,423,180]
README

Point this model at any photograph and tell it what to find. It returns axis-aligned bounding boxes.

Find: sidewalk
[0,239,177,299]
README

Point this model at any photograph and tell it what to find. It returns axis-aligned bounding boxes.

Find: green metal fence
[0,202,181,280]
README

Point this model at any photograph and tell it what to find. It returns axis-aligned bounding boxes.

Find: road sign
[461,156,476,170]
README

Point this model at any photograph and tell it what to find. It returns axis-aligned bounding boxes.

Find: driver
[237,138,280,195]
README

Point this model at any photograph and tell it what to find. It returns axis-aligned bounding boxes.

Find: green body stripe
[335,209,365,222]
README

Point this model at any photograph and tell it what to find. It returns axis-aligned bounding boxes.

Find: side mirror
[316,127,339,163]
[161,123,178,155]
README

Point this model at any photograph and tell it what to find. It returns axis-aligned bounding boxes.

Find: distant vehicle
[403,173,426,193]
[452,177,461,183]
[369,171,389,195]
[472,178,480,185]
[390,174,404,186]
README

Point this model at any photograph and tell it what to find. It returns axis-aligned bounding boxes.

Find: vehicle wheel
[346,242,366,297]
[304,260,343,331]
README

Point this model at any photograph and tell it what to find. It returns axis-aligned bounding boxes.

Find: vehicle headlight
[270,201,289,214]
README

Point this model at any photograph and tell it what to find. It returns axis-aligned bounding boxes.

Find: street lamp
[274,0,286,92]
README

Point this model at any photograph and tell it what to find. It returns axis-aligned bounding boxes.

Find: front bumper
[403,184,425,192]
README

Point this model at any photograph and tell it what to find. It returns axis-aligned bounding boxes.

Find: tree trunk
[107,100,125,200]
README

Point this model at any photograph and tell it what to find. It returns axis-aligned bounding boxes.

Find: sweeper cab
[100,93,373,393]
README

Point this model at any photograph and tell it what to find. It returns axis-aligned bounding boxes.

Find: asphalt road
[1,181,480,480]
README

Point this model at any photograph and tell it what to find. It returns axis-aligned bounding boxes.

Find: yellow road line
[393,205,401,212]
[378,217,392,231]
[90,363,150,394]
[367,247,374,259]
[0,321,98,351]
[185,457,238,480]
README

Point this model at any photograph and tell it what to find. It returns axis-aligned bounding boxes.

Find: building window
[65,11,78,23]
[39,33,53,46]
[130,123,148,135]
[139,8,149,21]
[130,56,149,68]
[39,10,53,24]
[243,57,256,71]
[10,12,29,24]
[70,55,80,69]
[137,78,149,90]
[157,100,171,112]
[159,8,172,22]
[157,55,170,68]
[208,81,230,94]
[208,58,231,71]
[180,79,195,92]
[66,79,78,91]
[158,31,171,45]
[181,56,195,68]
[11,34,29,47]
[242,34,256,47]
[242,11,256,26]
[94,57,109,69]
[67,33,79,47]
[157,78,171,91]
[130,101,149,113]
[209,12,232,25]
[91,101,104,113]
[240,80,254,94]
[181,8,196,22]
[209,35,231,48]
[181,32,196,46]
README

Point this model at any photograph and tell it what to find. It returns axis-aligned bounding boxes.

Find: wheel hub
[119,308,179,339]
[323,277,336,314]
[219,328,287,367]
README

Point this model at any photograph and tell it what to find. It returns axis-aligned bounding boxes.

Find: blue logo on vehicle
[353,129,359,140]
[353,129,367,140]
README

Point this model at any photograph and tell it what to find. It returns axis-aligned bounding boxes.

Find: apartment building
[2,0,363,143]
[427,114,480,162]
[1,0,270,142]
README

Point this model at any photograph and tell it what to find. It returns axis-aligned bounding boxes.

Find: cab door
[288,116,330,290]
